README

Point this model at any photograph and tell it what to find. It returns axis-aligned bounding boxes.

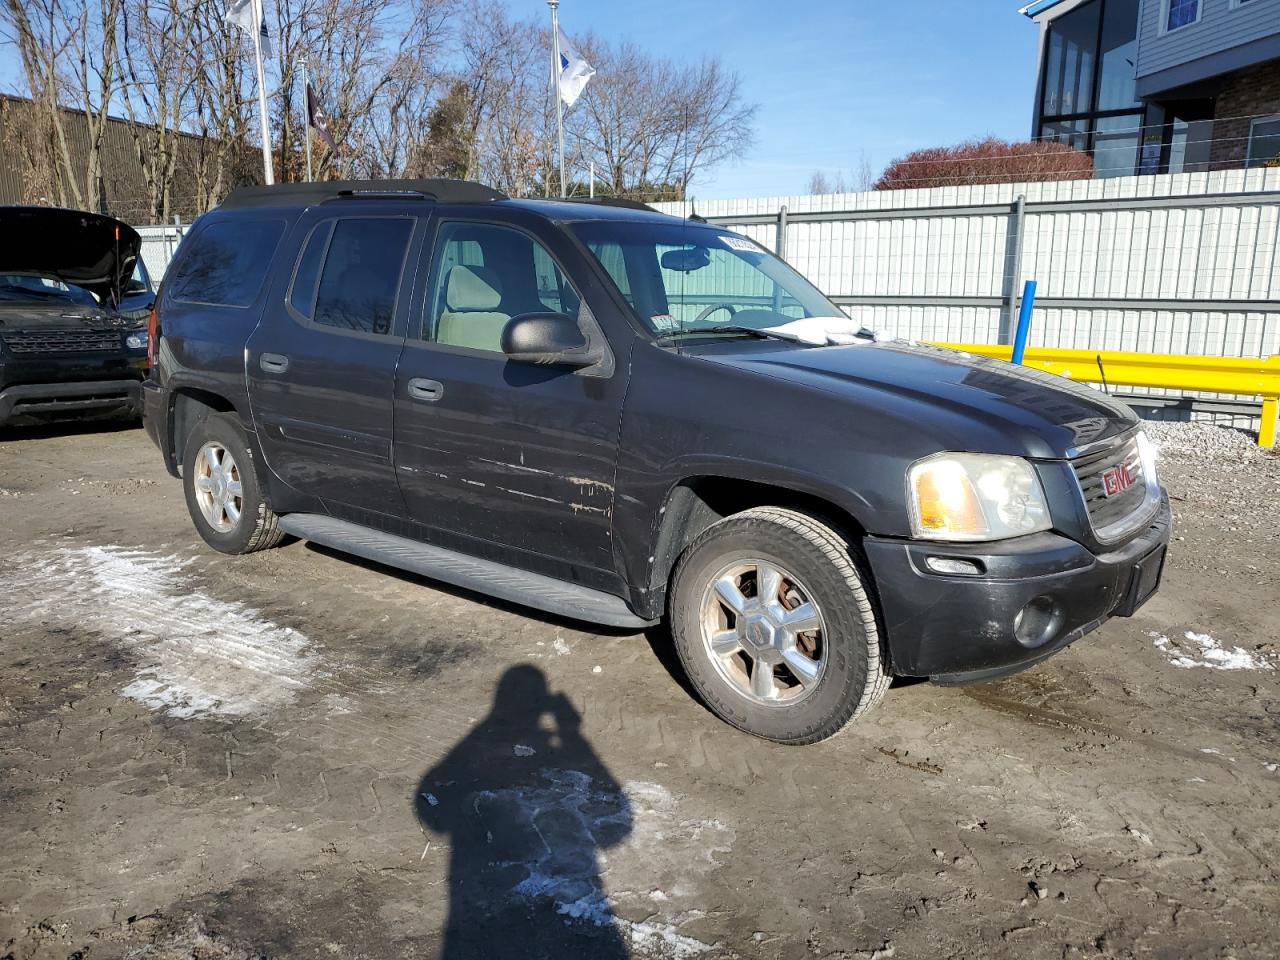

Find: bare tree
[807,153,876,195]
[2,0,756,221]
[575,39,755,199]
[2,0,82,206]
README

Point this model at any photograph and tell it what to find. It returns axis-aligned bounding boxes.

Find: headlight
[908,453,1052,541]
[125,330,149,350]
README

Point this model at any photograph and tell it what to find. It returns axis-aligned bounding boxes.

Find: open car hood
[0,206,142,306]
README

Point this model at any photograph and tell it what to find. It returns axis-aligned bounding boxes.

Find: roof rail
[220,179,508,210]
[558,197,658,212]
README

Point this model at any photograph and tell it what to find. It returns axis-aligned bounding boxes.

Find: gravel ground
[1,417,1278,960]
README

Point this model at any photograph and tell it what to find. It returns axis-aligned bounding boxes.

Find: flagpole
[250,0,273,185]
[548,0,565,198]
[300,57,313,182]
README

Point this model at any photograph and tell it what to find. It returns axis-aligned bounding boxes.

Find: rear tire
[669,507,890,744]
[182,413,285,555]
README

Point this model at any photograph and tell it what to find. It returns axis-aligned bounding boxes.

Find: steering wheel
[692,302,737,324]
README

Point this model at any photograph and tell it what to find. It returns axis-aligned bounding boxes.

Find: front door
[392,217,628,589]
[247,208,423,513]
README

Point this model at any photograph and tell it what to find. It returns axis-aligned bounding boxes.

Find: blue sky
[529,0,1041,198]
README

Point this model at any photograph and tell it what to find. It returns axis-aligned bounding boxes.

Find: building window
[1163,0,1200,32]
[1037,0,1143,178]
[1247,116,1280,169]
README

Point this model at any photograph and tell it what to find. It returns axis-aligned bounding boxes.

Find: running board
[277,513,655,629]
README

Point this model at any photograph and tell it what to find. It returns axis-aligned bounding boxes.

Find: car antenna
[688,197,707,224]
[1095,354,1110,394]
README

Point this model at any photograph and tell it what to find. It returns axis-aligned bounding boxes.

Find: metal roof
[1018,0,1072,17]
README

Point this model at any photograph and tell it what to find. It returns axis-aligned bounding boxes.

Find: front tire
[669,507,890,744]
[182,413,285,555]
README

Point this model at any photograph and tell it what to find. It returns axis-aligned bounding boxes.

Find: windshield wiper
[656,325,798,343]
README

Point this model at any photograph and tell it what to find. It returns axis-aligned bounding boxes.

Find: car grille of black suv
[1,331,121,354]
[1072,432,1149,539]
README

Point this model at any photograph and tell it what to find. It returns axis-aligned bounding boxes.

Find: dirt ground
[1,418,1277,960]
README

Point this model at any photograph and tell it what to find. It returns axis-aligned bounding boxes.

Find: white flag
[225,0,271,55]
[556,27,594,108]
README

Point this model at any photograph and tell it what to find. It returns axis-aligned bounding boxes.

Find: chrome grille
[1,330,121,354]
[1072,433,1148,537]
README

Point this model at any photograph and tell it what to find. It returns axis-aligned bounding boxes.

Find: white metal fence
[656,168,1280,427]
[136,222,189,286]
[654,168,1280,358]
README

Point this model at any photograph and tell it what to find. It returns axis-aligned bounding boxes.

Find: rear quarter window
[168,218,285,308]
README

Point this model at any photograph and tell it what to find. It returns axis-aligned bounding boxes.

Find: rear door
[392,214,628,589]
[247,205,423,513]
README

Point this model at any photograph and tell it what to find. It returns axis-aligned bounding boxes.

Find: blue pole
[1011,279,1037,365]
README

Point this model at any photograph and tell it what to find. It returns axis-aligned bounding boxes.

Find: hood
[694,339,1137,459]
[0,206,142,306]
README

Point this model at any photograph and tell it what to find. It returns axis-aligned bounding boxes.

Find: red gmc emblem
[1101,463,1136,498]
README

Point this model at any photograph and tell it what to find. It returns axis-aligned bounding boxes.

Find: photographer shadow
[414,664,632,960]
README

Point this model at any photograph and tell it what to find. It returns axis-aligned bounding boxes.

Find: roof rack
[220,179,508,210]
[558,197,658,212]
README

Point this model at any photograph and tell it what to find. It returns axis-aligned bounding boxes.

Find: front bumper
[863,493,1171,682]
[0,378,143,424]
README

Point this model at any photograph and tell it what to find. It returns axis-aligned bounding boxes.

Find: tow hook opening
[1014,594,1064,648]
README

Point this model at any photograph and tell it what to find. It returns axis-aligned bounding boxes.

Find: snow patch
[0,543,317,719]
[1150,631,1272,671]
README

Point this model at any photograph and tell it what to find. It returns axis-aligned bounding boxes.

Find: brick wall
[1210,59,1280,168]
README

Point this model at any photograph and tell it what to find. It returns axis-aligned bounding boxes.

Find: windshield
[572,221,841,337]
[0,274,99,307]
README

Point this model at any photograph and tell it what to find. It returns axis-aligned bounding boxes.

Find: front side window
[1165,0,1199,31]
[573,221,841,336]
[1247,116,1280,169]
[170,218,284,308]
[423,222,582,353]
[311,218,413,335]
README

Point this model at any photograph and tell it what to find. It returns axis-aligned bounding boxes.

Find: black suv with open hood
[0,206,151,426]
[143,180,1171,745]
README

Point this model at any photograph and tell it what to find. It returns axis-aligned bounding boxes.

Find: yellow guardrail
[934,344,1280,449]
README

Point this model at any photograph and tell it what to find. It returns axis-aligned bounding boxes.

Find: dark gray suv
[143,179,1170,744]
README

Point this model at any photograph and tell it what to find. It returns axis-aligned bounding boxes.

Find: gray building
[1022,0,1280,176]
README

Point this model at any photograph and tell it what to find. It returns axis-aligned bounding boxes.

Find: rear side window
[312,218,413,335]
[169,218,284,307]
[287,223,331,320]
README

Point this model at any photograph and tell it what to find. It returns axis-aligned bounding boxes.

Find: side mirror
[501,312,597,367]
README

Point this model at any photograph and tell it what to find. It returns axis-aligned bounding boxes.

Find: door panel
[392,218,627,585]
[247,209,422,512]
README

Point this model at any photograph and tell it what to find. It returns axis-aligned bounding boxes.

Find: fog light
[925,556,983,576]
[1014,595,1064,648]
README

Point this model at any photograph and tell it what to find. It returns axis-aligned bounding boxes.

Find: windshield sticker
[719,235,759,253]
[650,314,678,331]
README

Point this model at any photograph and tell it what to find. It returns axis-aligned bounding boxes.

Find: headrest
[445,265,503,312]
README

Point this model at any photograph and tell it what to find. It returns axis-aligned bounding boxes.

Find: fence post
[1260,397,1277,449]
[775,205,788,259]
[1011,280,1037,365]
[999,194,1026,345]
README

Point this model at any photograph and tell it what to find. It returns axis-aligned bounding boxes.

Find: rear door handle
[407,378,444,402]
[260,353,290,374]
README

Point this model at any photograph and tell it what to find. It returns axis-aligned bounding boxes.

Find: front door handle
[407,377,444,402]
[260,353,290,374]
